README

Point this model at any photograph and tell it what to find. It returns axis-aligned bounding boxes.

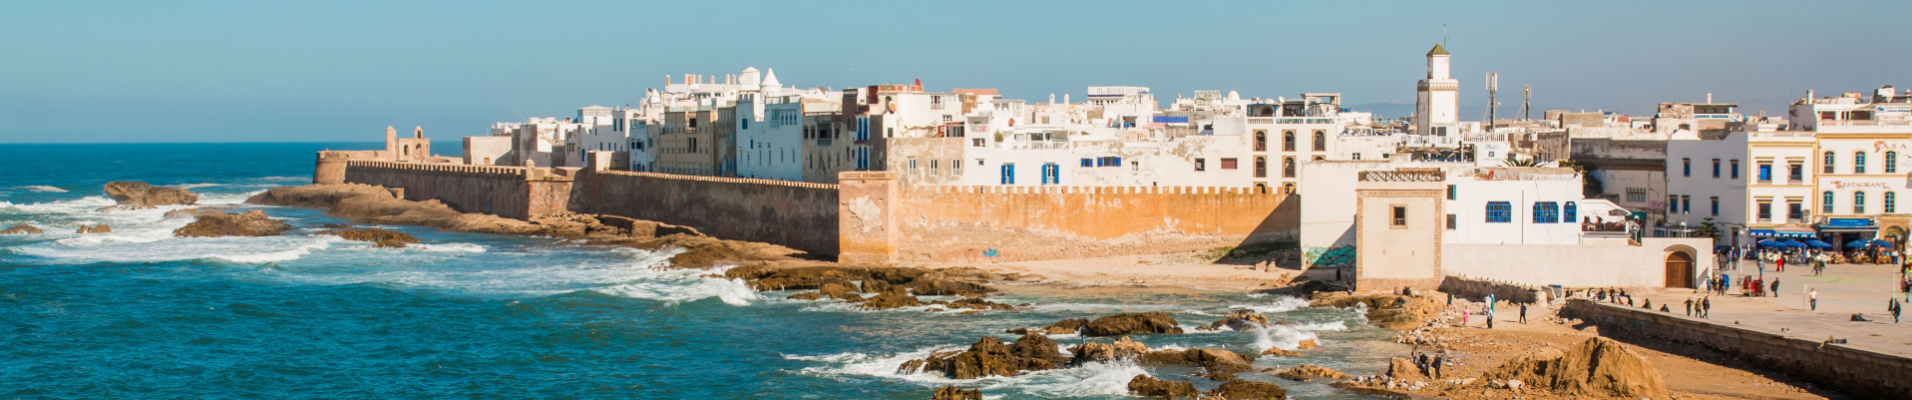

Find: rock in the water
[1386,357,1425,380]
[1274,364,1350,382]
[1141,348,1257,380]
[0,224,44,235]
[1205,379,1287,400]
[908,334,1067,379]
[328,228,419,248]
[103,181,198,207]
[818,281,860,300]
[1206,309,1270,331]
[1309,293,1439,330]
[861,291,927,310]
[1127,374,1198,399]
[908,279,991,296]
[946,297,1016,311]
[1485,337,1669,399]
[75,224,112,234]
[174,210,291,237]
[930,386,982,400]
[1082,312,1184,336]
[1070,336,1149,364]
[1260,347,1304,357]
[1041,318,1089,335]
[786,292,825,301]
[1294,338,1318,350]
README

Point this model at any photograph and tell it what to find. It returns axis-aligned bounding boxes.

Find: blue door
[1041,163,1059,185]
[1001,163,1015,185]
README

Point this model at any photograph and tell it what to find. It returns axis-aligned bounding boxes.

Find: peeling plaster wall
[886,185,1297,262]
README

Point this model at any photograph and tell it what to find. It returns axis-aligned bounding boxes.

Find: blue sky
[1,0,1906,143]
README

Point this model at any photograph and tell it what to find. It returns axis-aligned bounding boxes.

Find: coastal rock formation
[1081,312,1185,336]
[1385,357,1425,380]
[0,224,43,235]
[246,184,547,236]
[1294,339,1318,350]
[1040,318,1089,335]
[75,224,112,234]
[329,228,419,248]
[1309,292,1440,330]
[174,210,291,237]
[860,291,926,310]
[1274,364,1350,382]
[1068,336,1148,364]
[1127,374,1198,399]
[1141,347,1258,380]
[930,386,982,400]
[1204,379,1287,400]
[529,212,626,237]
[1204,309,1270,331]
[103,181,198,208]
[899,334,1068,379]
[1260,347,1304,357]
[1484,337,1669,399]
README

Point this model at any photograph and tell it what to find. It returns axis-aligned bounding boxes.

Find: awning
[1817,225,1879,233]
[1749,228,1816,238]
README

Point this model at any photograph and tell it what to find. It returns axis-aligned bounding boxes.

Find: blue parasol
[1757,239,1781,247]
[1847,240,1873,248]
[1805,239,1832,249]
[1782,239,1806,248]
[1872,239,1894,247]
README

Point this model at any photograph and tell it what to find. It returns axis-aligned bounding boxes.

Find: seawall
[885,184,1297,262]
[342,161,574,220]
[1560,298,1912,398]
[574,170,840,257]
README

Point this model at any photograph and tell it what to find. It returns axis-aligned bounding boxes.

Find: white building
[1415,43,1459,137]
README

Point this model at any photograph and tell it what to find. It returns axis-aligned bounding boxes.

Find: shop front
[1818,217,1879,252]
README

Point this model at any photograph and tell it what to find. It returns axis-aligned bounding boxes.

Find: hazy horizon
[4,0,1908,143]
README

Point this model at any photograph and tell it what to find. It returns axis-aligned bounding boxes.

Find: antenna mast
[1521,85,1532,121]
[1486,70,1498,132]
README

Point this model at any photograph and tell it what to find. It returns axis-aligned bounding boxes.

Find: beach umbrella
[1847,240,1872,248]
[1757,239,1780,247]
[1782,239,1806,248]
[1872,239,1894,248]
[1806,239,1832,249]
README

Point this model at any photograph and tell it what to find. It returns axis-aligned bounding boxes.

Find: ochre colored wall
[887,185,1297,262]
[342,161,540,219]
[574,170,841,256]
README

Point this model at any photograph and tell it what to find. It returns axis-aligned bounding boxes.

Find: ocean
[0,142,1402,399]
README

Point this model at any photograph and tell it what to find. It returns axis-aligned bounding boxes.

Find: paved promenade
[1626,261,1911,356]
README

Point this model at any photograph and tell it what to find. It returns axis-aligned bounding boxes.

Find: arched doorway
[1665,251,1694,288]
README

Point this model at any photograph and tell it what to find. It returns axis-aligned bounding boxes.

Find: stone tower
[1415,43,1459,136]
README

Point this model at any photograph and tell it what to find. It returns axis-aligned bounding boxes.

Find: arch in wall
[1662,245,1697,288]
[402,146,410,157]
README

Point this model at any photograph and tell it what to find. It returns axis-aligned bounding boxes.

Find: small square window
[1391,206,1408,227]
[1445,214,1457,230]
[1195,158,1206,171]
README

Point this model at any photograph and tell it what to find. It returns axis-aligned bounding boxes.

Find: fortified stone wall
[573,170,841,256]
[1561,299,1912,398]
[342,161,548,220]
[881,184,1298,262]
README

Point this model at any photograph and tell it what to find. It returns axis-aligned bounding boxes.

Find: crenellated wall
[342,160,570,220]
[573,170,841,256]
[877,183,1298,262]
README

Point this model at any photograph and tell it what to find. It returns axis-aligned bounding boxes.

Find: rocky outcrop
[899,334,1068,379]
[1141,348,1258,380]
[75,224,112,234]
[1484,337,1669,399]
[1040,318,1089,335]
[1260,347,1303,357]
[0,224,43,235]
[174,210,291,237]
[930,386,981,400]
[1082,312,1184,336]
[329,228,419,248]
[1385,357,1424,380]
[1204,379,1287,400]
[1274,364,1350,382]
[1204,309,1270,331]
[246,184,546,236]
[1127,375,1198,399]
[1309,293,1440,330]
[1294,339,1318,350]
[861,291,927,310]
[103,181,198,208]
[1068,336,1149,364]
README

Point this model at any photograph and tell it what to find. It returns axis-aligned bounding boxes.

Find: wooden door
[1665,252,1694,288]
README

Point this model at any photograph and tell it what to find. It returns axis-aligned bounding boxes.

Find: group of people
[1409,347,1446,379]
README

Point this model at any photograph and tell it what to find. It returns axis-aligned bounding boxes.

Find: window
[1282,157,1296,178]
[1824,151,1836,173]
[973,138,986,147]
[1001,163,1015,185]
[1446,184,1457,200]
[1855,191,1867,213]
[1855,152,1868,174]
[908,158,918,170]
[1283,131,1296,151]
[1533,202,1560,223]
[1096,156,1123,167]
[1668,195,1680,213]
[740,118,748,130]
[1220,158,1238,169]
[1446,214,1457,230]
[1626,188,1646,203]
[929,159,939,172]
[1712,159,1721,178]
[1682,158,1691,177]
[1392,206,1408,227]
[977,158,985,166]
[951,159,961,174]
[1682,195,1691,214]
[1789,162,1803,182]
[1758,201,1772,220]
[1486,201,1513,223]
[1080,158,1093,167]
[1254,156,1267,178]
[1254,131,1267,151]
[1194,158,1206,171]
[1788,202,1803,220]
[1889,192,1899,213]
[1710,196,1720,216]
[886,127,893,138]
[1824,191,1836,213]
[1730,159,1740,179]
[1758,163,1771,182]
[1890,151,1900,173]
[1564,201,1578,222]
[1312,131,1326,151]
[1041,163,1059,185]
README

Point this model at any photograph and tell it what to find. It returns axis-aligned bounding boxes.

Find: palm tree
[1501,157,1540,167]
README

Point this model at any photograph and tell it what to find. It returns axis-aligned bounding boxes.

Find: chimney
[1706,93,1712,103]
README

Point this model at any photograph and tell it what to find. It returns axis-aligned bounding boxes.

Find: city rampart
[573,170,841,256]
[877,184,1298,262]
[1561,299,1912,398]
[341,160,572,220]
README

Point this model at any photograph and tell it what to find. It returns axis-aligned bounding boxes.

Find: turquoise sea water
[0,143,1402,399]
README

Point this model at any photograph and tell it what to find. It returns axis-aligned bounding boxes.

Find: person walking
[1777,255,1785,272]
[1891,298,1902,323]
[1486,309,1495,329]
[1702,296,1712,318]
[1810,288,1819,311]
[1432,352,1445,379]
[1685,298,1694,316]
[1519,303,1529,324]
[1772,278,1781,298]
[1462,307,1470,326]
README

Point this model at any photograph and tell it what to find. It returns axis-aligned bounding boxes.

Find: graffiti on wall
[1305,245,1356,268]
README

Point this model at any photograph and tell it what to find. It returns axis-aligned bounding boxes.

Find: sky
[2,0,1907,143]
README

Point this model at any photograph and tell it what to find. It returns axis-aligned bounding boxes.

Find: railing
[1819,119,1912,127]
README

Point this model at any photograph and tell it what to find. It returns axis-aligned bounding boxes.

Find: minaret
[1415,43,1460,136]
